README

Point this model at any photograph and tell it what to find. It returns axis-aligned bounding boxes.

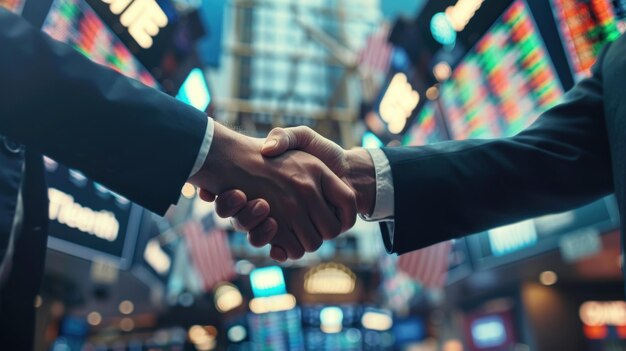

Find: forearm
[0,9,207,214]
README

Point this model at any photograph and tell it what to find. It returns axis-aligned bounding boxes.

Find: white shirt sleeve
[362,148,395,220]
[188,117,215,178]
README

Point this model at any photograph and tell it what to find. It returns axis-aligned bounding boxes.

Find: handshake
[187,123,378,262]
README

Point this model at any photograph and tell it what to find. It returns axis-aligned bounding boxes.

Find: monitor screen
[41,0,157,87]
[465,310,517,351]
[402,102,448,146]
[550,0,622,80]
[440,0,564,140]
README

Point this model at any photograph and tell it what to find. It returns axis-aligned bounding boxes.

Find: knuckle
[269,127,285,137]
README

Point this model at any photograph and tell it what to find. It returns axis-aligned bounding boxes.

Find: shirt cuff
[361,148,395,220]
[188,117,214,178]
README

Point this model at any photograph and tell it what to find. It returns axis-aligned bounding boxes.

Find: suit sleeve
[0,9,208,215]
[380,45,614,255]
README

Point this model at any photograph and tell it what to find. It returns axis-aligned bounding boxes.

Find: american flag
[397,241,453,289]
[357,24,393,74]
[182,218,235,292]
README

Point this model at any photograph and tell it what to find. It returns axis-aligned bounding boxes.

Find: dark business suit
[0,9,207,348]
[380,38,622,263]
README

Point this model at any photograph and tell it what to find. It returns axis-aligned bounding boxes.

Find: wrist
[345,148,376,215]
[188,123,260,192]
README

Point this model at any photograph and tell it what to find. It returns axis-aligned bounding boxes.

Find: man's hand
[211,126,377,249]
[261,127,376,215]
[188,123,357,261]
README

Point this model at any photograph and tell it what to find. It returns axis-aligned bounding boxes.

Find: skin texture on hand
[188,123,357,261]
[209,126,377,254]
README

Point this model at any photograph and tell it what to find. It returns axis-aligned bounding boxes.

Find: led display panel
[402,102,448,146]
[551,0,622,80]
[41,0,157,87]
[441,0,564,139]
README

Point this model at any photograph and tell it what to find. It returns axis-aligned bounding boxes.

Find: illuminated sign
[44,159,141,269]
[101,0,169,49]
[471,315,507,348]
[249,266,286,298]
[488,220,537,257]
[379,73,420,134]
[249,293,296,314]
[445,0,485,31]
[361,308,393,331]
[214,283,243,313]
[49,188,120,242]
[143,238,171,275]
[304,263,356,295]
[320,307,343,334]
[580,301,626,327]
[176,68,212,111]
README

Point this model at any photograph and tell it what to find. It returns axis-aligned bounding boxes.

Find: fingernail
[253,203,266,216]
[263,139,278,150]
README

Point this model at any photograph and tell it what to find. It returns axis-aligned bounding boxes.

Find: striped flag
[357,24,393,74]
[182,220,235,292]
[397,241,453,289]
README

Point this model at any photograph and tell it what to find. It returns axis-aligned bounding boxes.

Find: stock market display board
[402,102,448,146]
[42,0,157,87]
[441,0,563,139]
[550,0,623,80]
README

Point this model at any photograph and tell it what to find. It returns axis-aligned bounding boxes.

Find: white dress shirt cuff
[189,117,214,178]
[362,148,395,220]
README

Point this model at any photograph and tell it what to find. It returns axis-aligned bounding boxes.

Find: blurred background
[2,0,626,350]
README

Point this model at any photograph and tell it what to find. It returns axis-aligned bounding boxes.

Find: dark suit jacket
[0,9,208,348]
[380,38,622,263]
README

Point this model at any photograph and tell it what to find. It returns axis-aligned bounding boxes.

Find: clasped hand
[188,124,369,261]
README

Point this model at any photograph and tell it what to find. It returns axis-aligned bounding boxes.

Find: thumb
[261,127,315,157]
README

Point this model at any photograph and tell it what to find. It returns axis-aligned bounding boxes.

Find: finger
[198,189,216,202]
[230,199,271,233]
[308,194,342,241]
[262,127,315,157]
[214,190,248,218]
[321,171,357,232]
[270,245,288,262]
[249,218,278,247]
[272,226,305,260]
[262,128,293,156]
[293,217,323,253]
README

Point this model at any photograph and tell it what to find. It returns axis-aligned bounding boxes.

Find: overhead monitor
[402,101,448,146]
[41,0,158,87]
[440,0,564,140]
[550,0,623,80]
